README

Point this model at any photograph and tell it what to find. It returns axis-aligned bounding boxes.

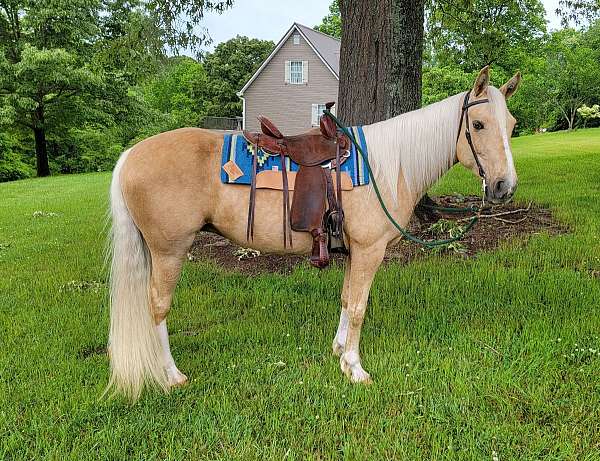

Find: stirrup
[325,210,347,254]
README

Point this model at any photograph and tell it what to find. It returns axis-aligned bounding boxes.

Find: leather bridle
[457,91,489,192]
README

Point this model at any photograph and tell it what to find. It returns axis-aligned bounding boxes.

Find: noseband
[457,91,489,189]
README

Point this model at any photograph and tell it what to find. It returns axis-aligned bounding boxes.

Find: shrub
[0,133,33,182]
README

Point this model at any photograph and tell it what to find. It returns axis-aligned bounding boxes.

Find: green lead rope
[324,109,479,248]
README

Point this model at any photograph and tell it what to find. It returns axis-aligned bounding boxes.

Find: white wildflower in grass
[60,280,104,293]
[32,210,59,218]
[492,450,500,461]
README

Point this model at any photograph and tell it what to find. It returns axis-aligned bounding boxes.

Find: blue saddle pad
[220,126,370,187]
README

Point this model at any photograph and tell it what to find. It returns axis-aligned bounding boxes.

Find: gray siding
[243,32,339,135]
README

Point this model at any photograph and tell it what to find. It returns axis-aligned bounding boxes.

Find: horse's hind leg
[149,244,193,387]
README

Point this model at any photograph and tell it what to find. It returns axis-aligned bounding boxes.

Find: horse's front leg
[332,256,351,356]
[339,243,386,383]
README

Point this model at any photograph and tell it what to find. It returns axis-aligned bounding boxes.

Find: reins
[323,92,490,249]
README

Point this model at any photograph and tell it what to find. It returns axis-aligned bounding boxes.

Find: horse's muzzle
[487,178,516,204]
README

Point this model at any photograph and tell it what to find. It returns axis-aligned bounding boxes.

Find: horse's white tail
[104,149,168,401]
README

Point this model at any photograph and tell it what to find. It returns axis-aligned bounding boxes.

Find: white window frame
[285,60,308,85]
[293,34,300,45]
[311,104,328,127]
[289,60,303,84]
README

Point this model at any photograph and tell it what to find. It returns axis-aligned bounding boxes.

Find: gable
[238,24,339,95]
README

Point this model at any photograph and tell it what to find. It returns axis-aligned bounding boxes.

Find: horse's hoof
[167,368,189,388]
[340,353,372,384]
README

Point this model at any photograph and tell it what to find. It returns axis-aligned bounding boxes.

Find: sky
[198,0,563,52]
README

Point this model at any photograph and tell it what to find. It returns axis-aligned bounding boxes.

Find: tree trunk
[338,0,437,222]
[34,127,50,177]
[33,106,50,177]
[338,0,424,125]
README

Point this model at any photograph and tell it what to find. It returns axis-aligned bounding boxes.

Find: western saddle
[243,102,351,268]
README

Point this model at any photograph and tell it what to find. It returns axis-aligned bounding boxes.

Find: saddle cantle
[242,102,349,268]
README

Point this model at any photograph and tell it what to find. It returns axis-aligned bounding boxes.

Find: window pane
[290,61,303,84]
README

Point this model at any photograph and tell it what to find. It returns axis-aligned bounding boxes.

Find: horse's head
[456,66,522,204]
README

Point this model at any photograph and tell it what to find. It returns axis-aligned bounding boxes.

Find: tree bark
[33,106,50,177]
[338,0,438,222]
[337,0,425,125]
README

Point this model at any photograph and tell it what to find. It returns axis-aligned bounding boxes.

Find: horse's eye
[473,121,484,130]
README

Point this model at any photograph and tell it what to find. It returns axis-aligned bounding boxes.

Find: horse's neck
[364,93,463,206]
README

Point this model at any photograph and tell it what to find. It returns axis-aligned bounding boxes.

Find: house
[238,23,340,135]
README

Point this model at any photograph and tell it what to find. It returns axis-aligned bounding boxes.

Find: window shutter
[311,104,319,127]
[285,61,291,83]
[302,61,309,83]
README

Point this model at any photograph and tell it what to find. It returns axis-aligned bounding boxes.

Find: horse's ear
[473,66,490,97]
[500,72,522,100]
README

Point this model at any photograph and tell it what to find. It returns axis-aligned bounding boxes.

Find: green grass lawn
[1,129,600,460]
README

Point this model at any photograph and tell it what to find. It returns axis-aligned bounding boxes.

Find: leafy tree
[545,28,600,130]
[426,0,547,71]
[0,0,104,176]
[140,0,233,51]
[198,36,274,117]
[0,132,32,181]
[0,0,173,177]
[93,1,168,84]
[0,45,105,176]
[577,104,600,127]
[142,56,206,128]
[507,65,553,133]
[557,0,600,25]
[422,65,476,105]
[314,0,341,38]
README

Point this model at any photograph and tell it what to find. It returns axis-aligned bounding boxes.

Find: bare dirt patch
[188,196,568,276]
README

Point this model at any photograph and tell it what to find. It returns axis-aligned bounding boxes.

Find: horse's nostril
[495,180,505,194]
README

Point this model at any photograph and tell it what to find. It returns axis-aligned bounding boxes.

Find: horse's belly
[210,184,315,255]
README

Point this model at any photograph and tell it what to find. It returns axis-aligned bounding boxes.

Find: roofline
[295,23,339,79]
[237,23,339,96]
[297,23,341,43]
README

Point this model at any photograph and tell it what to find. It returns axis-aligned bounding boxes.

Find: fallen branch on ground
[458,202,532,223]
[493,216,529,224]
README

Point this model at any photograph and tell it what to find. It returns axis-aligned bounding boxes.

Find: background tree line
[0,0,599,182]
[0,0,273,181]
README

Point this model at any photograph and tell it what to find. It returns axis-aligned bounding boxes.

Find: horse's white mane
[362,92,464,204]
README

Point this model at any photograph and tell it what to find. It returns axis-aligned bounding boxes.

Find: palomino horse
[106,66,522,400]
